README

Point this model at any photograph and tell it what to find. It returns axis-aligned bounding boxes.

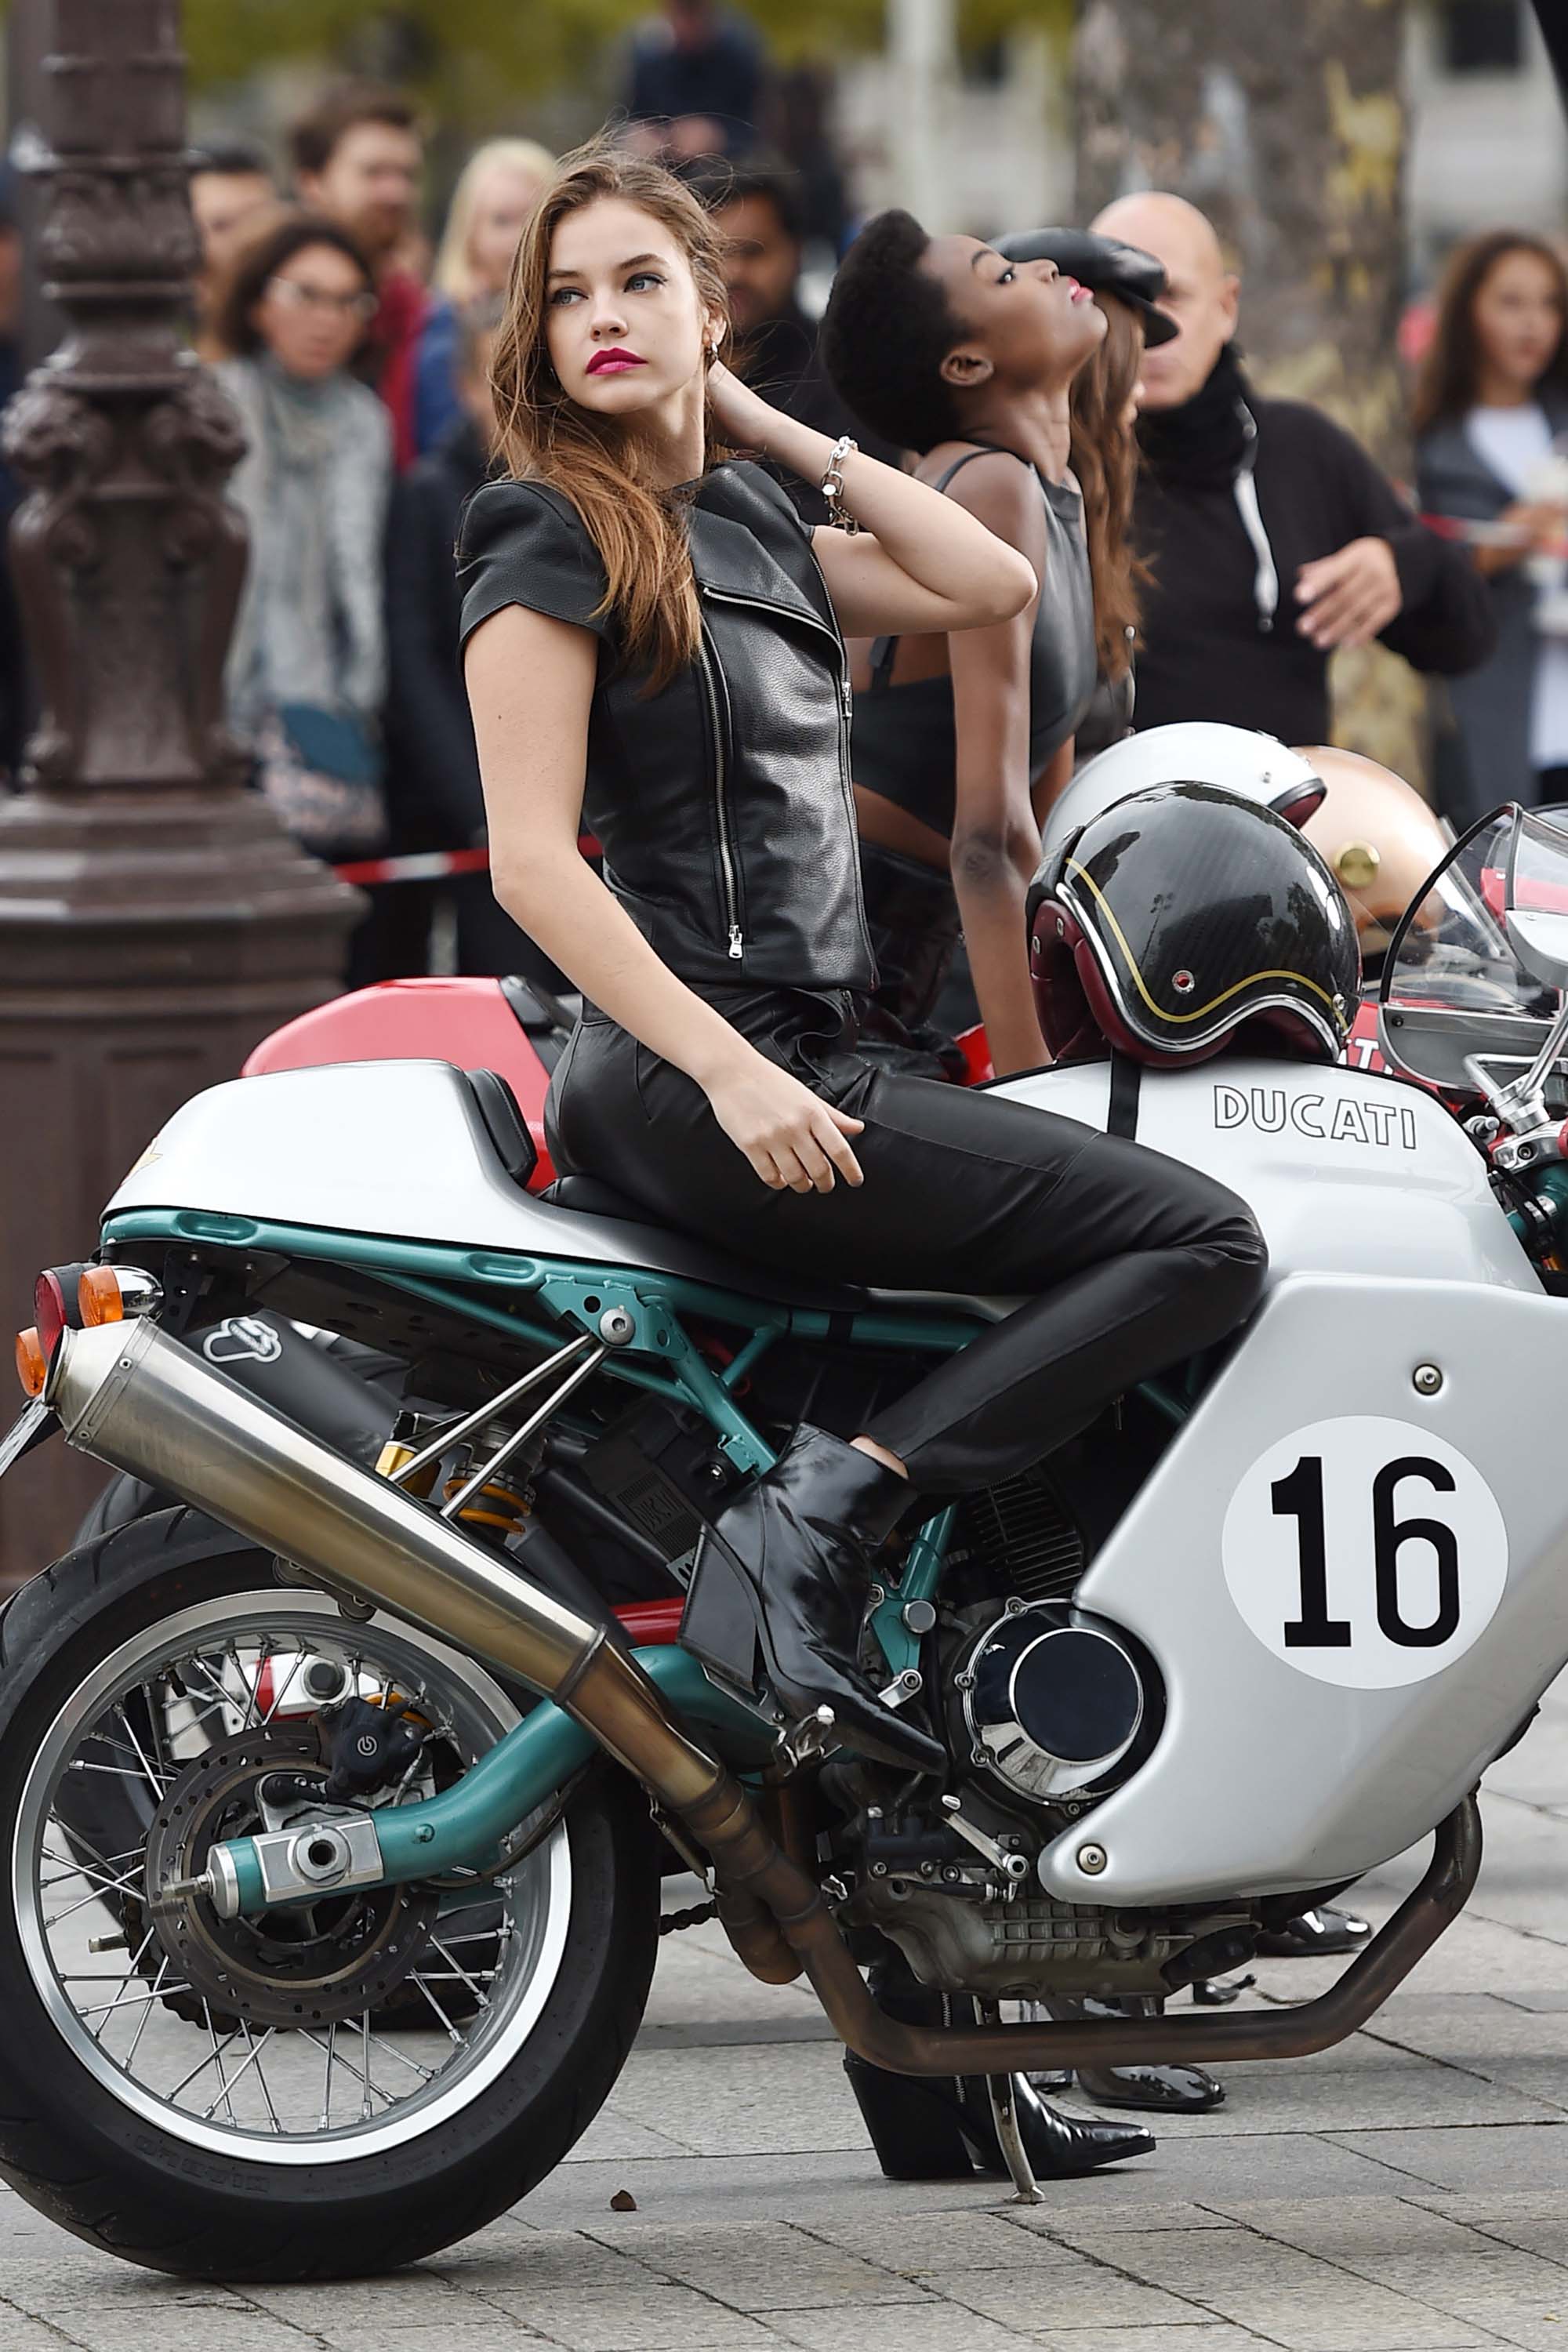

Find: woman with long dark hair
[820,222,1168,1075]
[1414,230,1568,818]
[1052,252,1156,760]
[459,139,1265,2176]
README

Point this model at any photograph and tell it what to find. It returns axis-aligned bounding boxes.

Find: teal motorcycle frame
[96,1203,982,1880]
[40,1200,1477,2082]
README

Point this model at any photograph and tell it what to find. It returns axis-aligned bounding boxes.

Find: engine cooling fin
[953,1469,1086,1603]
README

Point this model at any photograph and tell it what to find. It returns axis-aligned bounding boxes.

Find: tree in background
[1073,0,1426,779]
[183,0,883,121]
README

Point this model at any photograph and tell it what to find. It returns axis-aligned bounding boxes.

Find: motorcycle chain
[659,1900,718,1936]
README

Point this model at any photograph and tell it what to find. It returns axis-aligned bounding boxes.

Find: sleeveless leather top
[851,448,1097,837]
[457,461,874,995]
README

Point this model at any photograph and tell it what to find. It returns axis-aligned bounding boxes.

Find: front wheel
[0,1508,659,2278]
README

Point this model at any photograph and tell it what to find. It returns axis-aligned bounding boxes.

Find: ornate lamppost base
[0,2,365,1582]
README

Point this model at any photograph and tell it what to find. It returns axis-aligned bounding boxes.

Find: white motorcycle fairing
[107,1052,1566,1906]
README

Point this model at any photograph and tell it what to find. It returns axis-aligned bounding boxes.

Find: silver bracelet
[820,434,861,533]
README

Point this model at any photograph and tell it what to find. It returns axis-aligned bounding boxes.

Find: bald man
[1089,192,1493,740]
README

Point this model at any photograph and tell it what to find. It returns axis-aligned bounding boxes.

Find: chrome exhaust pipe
[49,1319,722,1810]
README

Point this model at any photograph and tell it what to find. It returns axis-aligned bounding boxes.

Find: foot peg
[778,1704,839,1769]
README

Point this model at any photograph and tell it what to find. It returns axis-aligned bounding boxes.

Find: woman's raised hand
[704,358,779,456]
[705,1051,866,1193]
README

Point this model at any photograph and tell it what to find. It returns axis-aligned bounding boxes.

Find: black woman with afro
[820,208,1105,1080]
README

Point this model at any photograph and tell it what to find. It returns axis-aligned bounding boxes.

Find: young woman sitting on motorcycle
[817,220,1166,1077]
[459,137,1266,1791]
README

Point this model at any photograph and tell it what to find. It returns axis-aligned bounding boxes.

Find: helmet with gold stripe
[1029,781,1359,1067]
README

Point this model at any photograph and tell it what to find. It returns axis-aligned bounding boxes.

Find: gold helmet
[1294,746,1451,949]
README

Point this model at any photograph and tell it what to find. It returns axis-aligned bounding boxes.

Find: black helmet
[1029,782,1360,1067]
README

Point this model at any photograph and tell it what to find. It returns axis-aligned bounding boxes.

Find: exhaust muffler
[48,1319,721,1812]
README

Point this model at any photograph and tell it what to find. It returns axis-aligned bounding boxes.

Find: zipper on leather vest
[704,582,855,816]
[697,624,743,958]
[702,579,873,973]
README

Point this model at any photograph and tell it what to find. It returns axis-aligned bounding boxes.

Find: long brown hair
[1412,230,1568,436]
[489,138,732,690]
[1069,293,1148,678]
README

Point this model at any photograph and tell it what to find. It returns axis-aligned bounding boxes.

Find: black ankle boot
[956,2066,1156,2179]
[682,1425,945,1776]
[844,1963,1154,2182]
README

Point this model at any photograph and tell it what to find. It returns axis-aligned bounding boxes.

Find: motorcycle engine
[837,1465,1259,2000]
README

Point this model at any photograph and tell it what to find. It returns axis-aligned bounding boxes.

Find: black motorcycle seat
[539,1174,870,1314]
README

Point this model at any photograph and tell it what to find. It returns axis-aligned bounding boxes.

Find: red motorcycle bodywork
[243,978,559,1187]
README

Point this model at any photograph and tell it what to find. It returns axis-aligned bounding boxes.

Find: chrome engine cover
[960,1602,1145,1802]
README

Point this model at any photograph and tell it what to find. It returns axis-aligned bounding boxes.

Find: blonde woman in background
[415,136,555,453]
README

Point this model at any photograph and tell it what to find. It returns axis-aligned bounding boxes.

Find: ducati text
[1214,1083,1417,1150]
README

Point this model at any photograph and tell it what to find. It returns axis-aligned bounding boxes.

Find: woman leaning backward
[819,219,1163,1074]
[818,220,1234,2135]
[459,140,1267,2169]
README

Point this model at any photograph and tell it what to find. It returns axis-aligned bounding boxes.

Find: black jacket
[1132,354,1496,742]
[383,415,492,851]
[457,460,874,993]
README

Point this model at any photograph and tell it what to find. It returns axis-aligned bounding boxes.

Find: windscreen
[1505,808,1568,992]
[1377,806,1563,1096]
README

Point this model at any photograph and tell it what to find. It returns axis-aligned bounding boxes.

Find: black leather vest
[458,460,875,995]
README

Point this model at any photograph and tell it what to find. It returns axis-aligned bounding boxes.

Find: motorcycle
[2,800,1566,2280]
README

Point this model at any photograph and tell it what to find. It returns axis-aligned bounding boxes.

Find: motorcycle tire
[0,1505,660,2280]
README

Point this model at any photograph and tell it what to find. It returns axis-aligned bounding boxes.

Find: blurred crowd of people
[172,12,866,989]
[0,0,1562,995]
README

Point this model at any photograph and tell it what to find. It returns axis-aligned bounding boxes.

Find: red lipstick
[587,347,645,375]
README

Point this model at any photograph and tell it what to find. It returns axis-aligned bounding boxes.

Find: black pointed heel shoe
[956,2067,1156,2178]
[1255,1904,1370,1958]
[681,1425,945,1777]
[1048,1996,1225,2114]
[843,2049,1155,2181]
[1072,2060,1225,2114]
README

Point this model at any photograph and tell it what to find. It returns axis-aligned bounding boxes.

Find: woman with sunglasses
[212,209,392,877]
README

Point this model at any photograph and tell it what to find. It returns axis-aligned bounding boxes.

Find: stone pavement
[10,1690,1568,2350]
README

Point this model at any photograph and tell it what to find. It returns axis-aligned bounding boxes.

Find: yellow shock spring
[441,1469,532,1537]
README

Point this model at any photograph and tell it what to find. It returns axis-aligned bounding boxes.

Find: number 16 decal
[1222,1418,1507,1689]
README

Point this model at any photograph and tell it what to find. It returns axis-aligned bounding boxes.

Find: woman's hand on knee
[705,1055,865,1193]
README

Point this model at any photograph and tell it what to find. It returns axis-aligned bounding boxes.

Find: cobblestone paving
[9,1693,1568,2348]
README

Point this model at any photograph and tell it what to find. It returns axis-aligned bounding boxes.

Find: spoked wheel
[0,1509,659,2278]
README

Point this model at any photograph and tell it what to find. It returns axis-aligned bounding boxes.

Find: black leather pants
[546,993,1267,1494]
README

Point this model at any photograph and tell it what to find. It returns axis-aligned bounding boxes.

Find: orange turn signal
[15,1327,47,1399]
[78,1265,125,1328]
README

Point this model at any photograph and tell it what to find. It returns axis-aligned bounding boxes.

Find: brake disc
[144,1727,437,2031]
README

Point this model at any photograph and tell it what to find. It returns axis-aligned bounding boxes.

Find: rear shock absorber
[379,1408,541,1542]
[443,1459,533,1537]
[442,1419,547,1541]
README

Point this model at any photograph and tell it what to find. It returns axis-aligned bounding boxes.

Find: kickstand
[978,2003,1041,2205]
